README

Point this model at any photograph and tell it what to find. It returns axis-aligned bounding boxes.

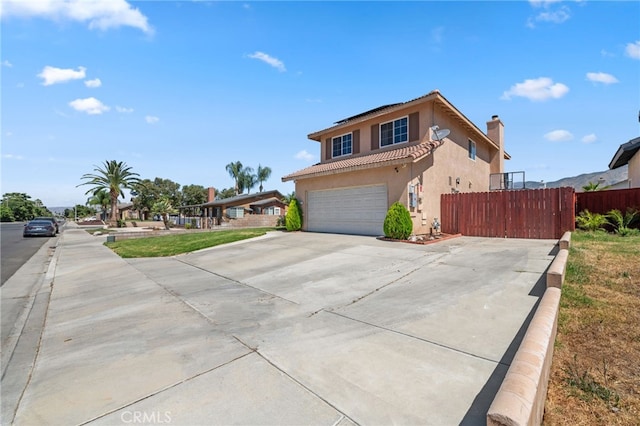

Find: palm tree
[256,164,272,193]
[239,167,257,194]
[152,198,176,230]
[225,161,243,195]
[86,188,110,221]
[582,182,601,192]
[78,160,142,227]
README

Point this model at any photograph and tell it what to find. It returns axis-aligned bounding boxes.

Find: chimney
[487,115,505,174]
[207,187,216,203]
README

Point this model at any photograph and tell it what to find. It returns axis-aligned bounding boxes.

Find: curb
[486,232,571,426]
[1,235,61,424]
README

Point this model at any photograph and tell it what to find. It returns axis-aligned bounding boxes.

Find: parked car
[34,216,59,233]
[23,220,57,237]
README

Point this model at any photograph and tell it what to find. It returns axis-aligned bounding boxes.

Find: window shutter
[353,130,360,154]
[409,112,419,142]
[325,138,332,160]
[371,124,379,150]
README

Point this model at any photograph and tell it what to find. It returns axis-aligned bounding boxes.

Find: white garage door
[307,185,388,236]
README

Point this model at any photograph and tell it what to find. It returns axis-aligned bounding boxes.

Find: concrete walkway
[2,225,558,425]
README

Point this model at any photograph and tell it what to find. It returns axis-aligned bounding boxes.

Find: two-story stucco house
[282,90,509,236]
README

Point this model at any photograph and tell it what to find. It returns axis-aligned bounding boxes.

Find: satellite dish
[431,125,450,142]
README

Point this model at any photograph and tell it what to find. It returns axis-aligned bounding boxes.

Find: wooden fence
[576,187,640,215]
[441,188,575,239]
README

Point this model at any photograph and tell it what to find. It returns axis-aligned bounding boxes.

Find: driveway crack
[345,265,422,307]
[174,258,299,305]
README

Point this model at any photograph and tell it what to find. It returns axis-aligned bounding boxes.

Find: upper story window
[332,133,352,158]
[468,139,476,160]
[380,117,408,147]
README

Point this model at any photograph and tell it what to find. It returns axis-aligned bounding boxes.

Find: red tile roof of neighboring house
[282,140,443,182]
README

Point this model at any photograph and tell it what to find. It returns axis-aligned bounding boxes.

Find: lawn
[544,231,640,425]
[104,228,275,258]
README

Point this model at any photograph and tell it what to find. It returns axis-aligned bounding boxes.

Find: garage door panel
[308,185,387,236]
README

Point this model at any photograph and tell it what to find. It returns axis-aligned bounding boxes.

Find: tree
[256,164,272,193]
[86,189,110,221]
[182,184,208,206]
[225,161,244,195]
[216,187,236,199]
[1,204,15,222]
[65,204,95,220]
[582,182,602,192]
[78,160,142,227]
[1,192,51,222]
[283,192,296,205]
[285,198,302,231]
[152,198,176,230]
[152,177,182,208]
[239,167,257,194]
[383,202,413,239]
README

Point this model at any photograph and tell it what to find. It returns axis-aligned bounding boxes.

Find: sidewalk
[2,225,558,425]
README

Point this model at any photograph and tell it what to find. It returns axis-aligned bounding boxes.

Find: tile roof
[282,140,442,182]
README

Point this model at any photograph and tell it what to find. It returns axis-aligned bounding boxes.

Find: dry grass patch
[544,232,640,425]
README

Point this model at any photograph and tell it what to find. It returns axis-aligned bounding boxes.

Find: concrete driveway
[7,229,557,425]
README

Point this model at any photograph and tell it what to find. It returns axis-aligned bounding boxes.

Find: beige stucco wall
[629,151,640,188]
[296,134,493,235]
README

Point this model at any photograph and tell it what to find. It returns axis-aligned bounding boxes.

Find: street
[0,223,54,286]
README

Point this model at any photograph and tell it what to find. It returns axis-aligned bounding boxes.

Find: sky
[1,0,639,208]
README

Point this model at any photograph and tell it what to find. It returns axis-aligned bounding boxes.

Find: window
[264,206,282,215]
[468,139,476,160]
[380,117,408,147]
[332,133,352,157]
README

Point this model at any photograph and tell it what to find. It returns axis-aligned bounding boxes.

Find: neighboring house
[282,90,510,236]
[117,203,138,220]
[184,190,286,222]
[609,136,640,189]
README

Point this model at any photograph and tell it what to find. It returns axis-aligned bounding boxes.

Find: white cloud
[84,78,102,88]
[586,72,618,84]
[527,1,570,28]
[295,150,315,162]
[116,105,134,113]
[581,134,597,144]
[2,60,13,67]
[2,154,24,160]
[528,0,562,7]
[625,41,640,60]
[0,0,153,35]
[544,130,573,142]
[600,49,614,58]
[69,97,110,115]
[535,7,570,24]
[501,77,569,101]
[248,51,286,72]
[145,115,159,124]
[38,65,86,86]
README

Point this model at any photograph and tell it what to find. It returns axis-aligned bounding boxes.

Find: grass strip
[105,228,274,258]
[544,231,640,425]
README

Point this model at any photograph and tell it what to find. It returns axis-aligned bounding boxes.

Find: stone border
[486,232,571,426]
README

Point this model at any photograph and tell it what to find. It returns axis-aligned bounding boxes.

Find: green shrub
[607,208,639,236]
[185,223,192,230]
[285,198,302,231]
[116,219,126,228]
[384,202,413,239]
[576,209,608,232]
